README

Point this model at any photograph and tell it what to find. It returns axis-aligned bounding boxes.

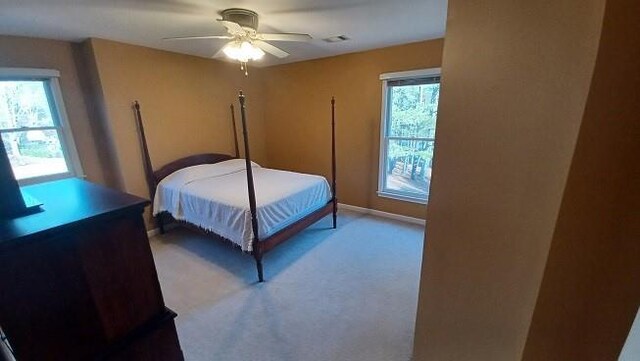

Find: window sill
[18,172,79,186]
[377,191,427,205]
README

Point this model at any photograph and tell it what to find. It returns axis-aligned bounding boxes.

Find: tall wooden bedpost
[331,97,338,229]
[133,101,165,234]
[238,91,264,282]
[230,104,240,158]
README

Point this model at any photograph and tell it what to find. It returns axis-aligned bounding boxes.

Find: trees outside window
[378,69,440,203]
[0,69,82,184]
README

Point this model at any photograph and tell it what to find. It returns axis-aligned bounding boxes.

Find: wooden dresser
[0,179,183,360]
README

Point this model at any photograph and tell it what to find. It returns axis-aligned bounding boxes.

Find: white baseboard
[338,203,426,226]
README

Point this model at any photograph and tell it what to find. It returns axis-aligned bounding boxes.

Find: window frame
[377,67,441,204]
[0,68,83,185]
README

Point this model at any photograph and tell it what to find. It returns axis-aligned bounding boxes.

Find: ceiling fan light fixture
[164,8,306,75]
[242,41,265,60]
[223,40,264,62]
[252,47,265,60]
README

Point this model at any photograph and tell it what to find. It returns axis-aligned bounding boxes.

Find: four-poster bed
[132,92,337,282]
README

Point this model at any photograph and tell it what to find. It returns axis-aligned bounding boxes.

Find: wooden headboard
[152,153,234,185]
[132,101,237,199]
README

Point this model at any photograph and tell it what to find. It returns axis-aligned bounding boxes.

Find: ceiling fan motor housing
[221,8,259,32]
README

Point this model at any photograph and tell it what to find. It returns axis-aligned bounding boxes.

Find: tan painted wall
[0,36,108,185]
[412,0,606,360]
[1,35,440,225]
[262,40,444,219]
[74,40,123,189]
[523,0,640,358]
[84,38,268,225]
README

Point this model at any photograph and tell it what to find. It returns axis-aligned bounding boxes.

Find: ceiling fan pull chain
[241,62,249,76]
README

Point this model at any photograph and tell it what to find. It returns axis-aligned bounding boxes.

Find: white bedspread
[153,159,332,251]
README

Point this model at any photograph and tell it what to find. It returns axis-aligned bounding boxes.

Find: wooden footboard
[261,201,334,253]
[154,200,334,256]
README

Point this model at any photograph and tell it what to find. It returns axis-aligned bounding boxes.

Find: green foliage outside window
[386,82,439,184]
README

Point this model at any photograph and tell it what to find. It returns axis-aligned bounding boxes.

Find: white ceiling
[0,0,447,67]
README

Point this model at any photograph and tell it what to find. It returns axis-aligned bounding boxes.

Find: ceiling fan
[164,8,312,74]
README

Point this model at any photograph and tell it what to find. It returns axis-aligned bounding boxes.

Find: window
[0,68,82,185]
[378,68,441,204]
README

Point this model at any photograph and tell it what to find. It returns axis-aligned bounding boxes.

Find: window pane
[384,139,434,199]
[1,130,68,180]
[0,81,55,129]
[388,82,439,138]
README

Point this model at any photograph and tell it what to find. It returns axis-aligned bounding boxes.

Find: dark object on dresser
[0,179,183,361]
[0,135,28,219]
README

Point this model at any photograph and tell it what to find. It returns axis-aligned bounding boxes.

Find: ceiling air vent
[323,35,350,43]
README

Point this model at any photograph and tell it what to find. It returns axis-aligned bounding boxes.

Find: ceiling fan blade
[258,33,313,42]
[254,40,290,58]
[211,44,228,59]
[163,35,233,41]
[217,19,245,34]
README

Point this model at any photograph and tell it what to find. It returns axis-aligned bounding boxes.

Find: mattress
[153,159,332,251]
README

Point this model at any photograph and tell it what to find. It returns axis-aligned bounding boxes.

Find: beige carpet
[150,210,425,361]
